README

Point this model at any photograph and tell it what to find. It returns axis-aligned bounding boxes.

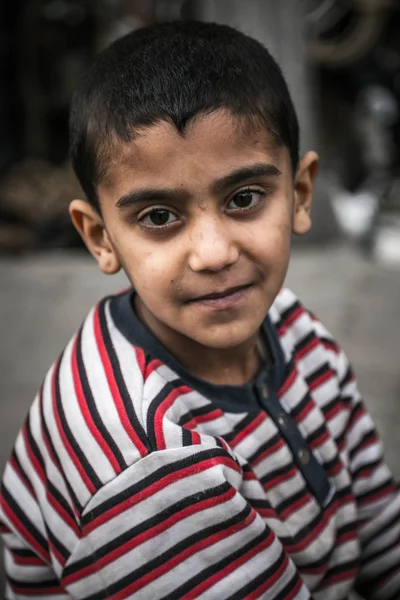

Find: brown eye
[228,189,264,211]
[140,209,179,228]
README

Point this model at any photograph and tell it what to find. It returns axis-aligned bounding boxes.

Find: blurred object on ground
[0,159,83,252]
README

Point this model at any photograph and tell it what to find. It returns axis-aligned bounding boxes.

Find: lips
[187,283,253,303]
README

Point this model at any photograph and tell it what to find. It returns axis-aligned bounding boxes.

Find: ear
[69,199,121,275]
[292,151,319,236]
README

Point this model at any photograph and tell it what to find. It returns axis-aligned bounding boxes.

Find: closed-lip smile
[187,283,253,303]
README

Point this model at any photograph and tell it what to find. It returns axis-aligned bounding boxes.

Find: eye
[227,188,265,211]
[139,208,179,228]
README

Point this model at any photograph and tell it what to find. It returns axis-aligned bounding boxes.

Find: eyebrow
[116,162,281,209]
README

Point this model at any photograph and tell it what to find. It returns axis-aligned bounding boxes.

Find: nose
[188,216,239,272]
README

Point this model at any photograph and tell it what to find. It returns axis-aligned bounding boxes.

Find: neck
[135,298,262,386]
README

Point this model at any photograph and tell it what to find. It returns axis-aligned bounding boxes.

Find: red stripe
[318,566,358,589]
[9,454,35,498]
[323,400,346,421]
[278,367,297,397]
[184,530,275,599]
[12,554,44,566]
[71,332,120,475]
[322,339,339,354]
[294,399,315,423]
[309,430,330,450]
[251,438,285,467]
[309,369,335,391]
[296,336,320,360]
[283,305,304,327]
[229,412,267,448]
[191,431,202,445]
[279,492,311,521]
[134,346,146,376]
[64,486,238,586]
[83,454,242,534]
[184,409,223,430]
[93,305,148,457]
[154,386,192,450]
[145,358,163,378]
[51,359,96,495]
[357,482,397,506]
[109,509,258,599]
[262,467,297,493]
[284,499,340,553]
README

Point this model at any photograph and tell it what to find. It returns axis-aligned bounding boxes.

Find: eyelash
[136,186,267,231]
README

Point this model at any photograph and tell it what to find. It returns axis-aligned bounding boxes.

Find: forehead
[99,110,289,196]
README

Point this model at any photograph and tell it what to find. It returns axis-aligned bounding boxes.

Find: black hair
[69,20,299,209]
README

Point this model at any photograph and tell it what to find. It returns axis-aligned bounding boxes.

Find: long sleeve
[61,444,312,599]
[0,391,78,600]
[327,338,400,600]
[0,461,72,599]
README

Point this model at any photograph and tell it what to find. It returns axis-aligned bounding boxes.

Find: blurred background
[0,1,400,594]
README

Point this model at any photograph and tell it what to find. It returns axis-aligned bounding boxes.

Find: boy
[1,20,399,600]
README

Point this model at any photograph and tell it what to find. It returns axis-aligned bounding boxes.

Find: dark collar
[110,289,286,413]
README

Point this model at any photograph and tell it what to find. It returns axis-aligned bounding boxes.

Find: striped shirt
[1,287,400,600]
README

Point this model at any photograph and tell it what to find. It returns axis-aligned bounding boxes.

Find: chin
[190,322,260,350]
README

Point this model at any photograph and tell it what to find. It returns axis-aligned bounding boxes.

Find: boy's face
[71,110,318,351]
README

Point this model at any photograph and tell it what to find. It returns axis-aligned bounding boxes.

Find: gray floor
[0,244,399,599]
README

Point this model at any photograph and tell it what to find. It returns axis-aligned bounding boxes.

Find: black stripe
[225,546,297,600]
[306,423,329,446]
[223,413,261,444]
[322,556,359,581]
[65,482,231,576]
[357,478,396,504]
[47,526,69,562]
[260,461,295,488]
[339,364,353,387]
[349,429,378,461]
[286,390,312,419]
[81,446,234,526]
[181,427,193,447]
[11,548,38,559]
[247,430,282,464]
[1,485,49,556]
[81,503,253,600]
[274,487,310,517]
[351,457,382,479]
[76,326,127,471]
[54,356,103,491]
[361,505,400,564]
[305,362,332,388]
[160,530,270,600]
[294,330,316,355]
[275,300,302,331]
[11,449,34,496]
[39,387,82,514]
[6,576,61,591]
[146,379,186,450]
[98,299,150,453]
[277,502,356,550]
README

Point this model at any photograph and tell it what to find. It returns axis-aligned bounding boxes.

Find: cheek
[122,240,180,298]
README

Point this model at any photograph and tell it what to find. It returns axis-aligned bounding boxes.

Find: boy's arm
[325,336,400,600]
[61,444,312,599]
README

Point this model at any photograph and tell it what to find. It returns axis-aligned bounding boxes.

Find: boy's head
[69,21,318,354]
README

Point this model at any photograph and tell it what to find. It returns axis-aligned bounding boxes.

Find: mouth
[186,283,255,309]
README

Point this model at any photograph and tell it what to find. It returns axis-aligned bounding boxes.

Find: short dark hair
[69,20,300,209]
